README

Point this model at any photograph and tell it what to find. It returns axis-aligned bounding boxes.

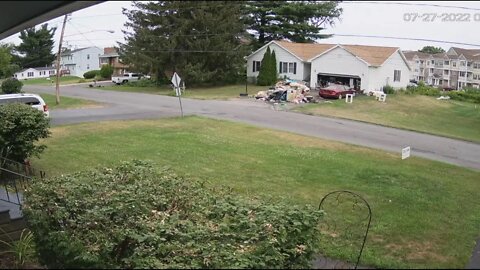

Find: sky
[1,1,480,51]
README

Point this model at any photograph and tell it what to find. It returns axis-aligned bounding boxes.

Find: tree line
[0,24,56,78]
[118,1,343,86]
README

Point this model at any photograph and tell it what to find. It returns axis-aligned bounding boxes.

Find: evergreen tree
[15,24,56,68]
[245,1,342,48]
[257,46,271,86]
[119,1,248,85]
[270,49,278,83]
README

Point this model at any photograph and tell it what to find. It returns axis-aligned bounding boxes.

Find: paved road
[25,84,480,170]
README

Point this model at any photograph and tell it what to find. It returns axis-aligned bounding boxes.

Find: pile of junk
[254,80,316,104]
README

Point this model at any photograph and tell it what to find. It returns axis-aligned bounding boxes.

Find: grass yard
[40,93,100,110]
[20,76,93,86]
[100,83,267,100]
[293,94,480,143]
[31,116,480,269]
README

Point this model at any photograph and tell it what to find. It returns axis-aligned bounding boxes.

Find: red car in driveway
[318,84,356,99]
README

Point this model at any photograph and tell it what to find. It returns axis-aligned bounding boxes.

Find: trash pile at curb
[254,79,318,104]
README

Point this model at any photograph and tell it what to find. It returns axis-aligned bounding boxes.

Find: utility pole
[55,14,68,105]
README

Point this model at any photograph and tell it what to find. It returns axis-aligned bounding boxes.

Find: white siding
[60,47,102,77]
[309,46,370,90]
[368,51,410,91]
[247,43,304,82]
[14,68,56,80]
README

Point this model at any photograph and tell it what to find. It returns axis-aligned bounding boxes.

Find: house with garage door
[247,40,411,93]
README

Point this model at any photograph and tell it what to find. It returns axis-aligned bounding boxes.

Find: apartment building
[404,47,480,89]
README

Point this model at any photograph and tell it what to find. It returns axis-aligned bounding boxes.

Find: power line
[342,1,480,11]
[331,34,480,47]
[67,21,98,48]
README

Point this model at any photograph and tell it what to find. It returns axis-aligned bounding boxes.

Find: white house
[14,67,56,80]
[247,40,411,92]
[59,46,103,77]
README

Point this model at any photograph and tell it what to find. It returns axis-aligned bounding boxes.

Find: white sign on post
[401,146,411,160]
[171,72,184,117]
[171,72,181,88]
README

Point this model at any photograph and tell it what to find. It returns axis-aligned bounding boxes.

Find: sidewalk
[467,239,480,269]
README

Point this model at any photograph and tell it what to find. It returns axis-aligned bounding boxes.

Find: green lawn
[293,94,480,143]
[100,84,266,100]
[21,76,93,86]
[40,93,100,110]
[32,116,480,269]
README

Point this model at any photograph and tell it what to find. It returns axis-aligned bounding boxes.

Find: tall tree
[119,1,249,85]
[245,1,342,48]
[257,46,272,86]
[15,23,56,68]
[0,43,20,78]
[418,46,445,54]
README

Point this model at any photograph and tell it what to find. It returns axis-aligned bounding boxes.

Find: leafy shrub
[0,103,50,161]
[83,70,100,79]
[100,65,114,79]
[1,78,23,94]
[24,160,323,269]
[382,85,395,94]
[405,83,440,96]
[125,79,158,88]
[447,88,480,103]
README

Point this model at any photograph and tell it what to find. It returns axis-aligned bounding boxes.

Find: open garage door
[317,73,361,91]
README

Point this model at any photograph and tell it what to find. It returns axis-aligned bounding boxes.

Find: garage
[317,72,361,90]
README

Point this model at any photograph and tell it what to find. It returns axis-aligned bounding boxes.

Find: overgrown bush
[1,78,23,94]
[100,65,114,79]
[447,88,480,103]
[382,85,395,94]
[0,104,50,162]
[83,70,100,79]
[405,83,441,96]
[125,79,158,88]
[24,160,323,269]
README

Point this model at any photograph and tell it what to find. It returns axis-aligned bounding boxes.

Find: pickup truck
[111,73,145,84]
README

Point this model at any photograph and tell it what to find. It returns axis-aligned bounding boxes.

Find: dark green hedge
[24,161,323,269]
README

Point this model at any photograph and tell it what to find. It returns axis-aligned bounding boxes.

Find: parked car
[318,84,356,99]
[111,73,150,85]
[112,73,141,84]
[0,93,49,117]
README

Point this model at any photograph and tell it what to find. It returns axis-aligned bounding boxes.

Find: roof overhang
[0,1,104,40]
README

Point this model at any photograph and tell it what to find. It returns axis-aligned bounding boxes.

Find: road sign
[171,72,184,117]
[402,146,411,160]
[171,72,181,88]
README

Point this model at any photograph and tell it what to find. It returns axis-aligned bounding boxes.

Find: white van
[0,93,49,117]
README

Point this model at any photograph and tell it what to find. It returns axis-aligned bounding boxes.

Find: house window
[49,70,54,75]
[87,64,90,70]
[431,60,434,65]
[444,60,449,65]
[444,70,449,75]
[460,61,466,67]
[279,61,296,74]
[27,72,34,77]
[393,70,401,82]
[87,54,90,60]
[453,61,457,67]
[430,68,434,73]
[252,61,261,72]
[460,71,466,77]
